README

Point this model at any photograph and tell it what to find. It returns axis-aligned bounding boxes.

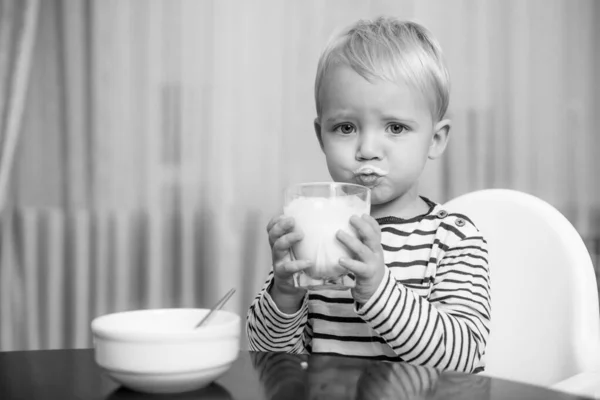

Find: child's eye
[335,124,355,134]
[387,124,407,134]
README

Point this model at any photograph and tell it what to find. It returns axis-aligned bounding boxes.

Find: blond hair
[314,17,450,122]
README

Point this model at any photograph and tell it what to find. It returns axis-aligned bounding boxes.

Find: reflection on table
[0,349,591,400]
[250,351,492,400]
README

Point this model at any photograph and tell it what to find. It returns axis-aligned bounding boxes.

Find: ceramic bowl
[91,308,240,394]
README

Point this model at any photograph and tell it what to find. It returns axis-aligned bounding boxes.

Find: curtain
[0,0,39,350]
[2,0,599,350]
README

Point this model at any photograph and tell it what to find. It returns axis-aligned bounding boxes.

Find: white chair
[443,189,600,395]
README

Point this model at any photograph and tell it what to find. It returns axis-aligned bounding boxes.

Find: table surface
[0,349,592,399]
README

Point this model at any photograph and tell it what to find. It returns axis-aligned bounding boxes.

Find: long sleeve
[356,235,490,373]
[246,272,311,353]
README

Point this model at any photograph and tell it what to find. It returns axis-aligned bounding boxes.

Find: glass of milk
[283,182,371,290]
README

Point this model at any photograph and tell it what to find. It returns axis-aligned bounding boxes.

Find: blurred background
[0,0,598,351]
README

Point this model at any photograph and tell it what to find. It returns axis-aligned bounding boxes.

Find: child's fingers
[266,215,283,233]
[336,229,372,262]
[277,259,314,275]
[272,231,303,253]
[349,215,380,252]
[361,214,381,236]
[350,215,376,239]
[338,257,367,276]
[268,217,295,247]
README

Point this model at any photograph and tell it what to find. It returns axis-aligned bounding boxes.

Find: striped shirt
[246,198,491,373]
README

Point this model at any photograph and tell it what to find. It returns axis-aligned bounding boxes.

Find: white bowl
[91,308,241,394]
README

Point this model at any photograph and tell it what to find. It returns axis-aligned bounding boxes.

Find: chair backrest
[444,189,600,387]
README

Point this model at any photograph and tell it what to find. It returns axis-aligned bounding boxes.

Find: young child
[246,16,491,374]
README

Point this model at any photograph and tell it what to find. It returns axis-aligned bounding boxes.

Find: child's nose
[356,132,382,160]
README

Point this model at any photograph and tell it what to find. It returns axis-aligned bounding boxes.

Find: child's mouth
[356,174,381,186]
[353,165,387,187]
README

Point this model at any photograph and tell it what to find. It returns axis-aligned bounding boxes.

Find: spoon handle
[195,288,236,328]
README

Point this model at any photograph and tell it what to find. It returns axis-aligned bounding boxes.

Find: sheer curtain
[1,0,598,350]
[0,0,39,350]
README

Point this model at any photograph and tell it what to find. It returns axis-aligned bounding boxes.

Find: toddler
[246,16,490,373]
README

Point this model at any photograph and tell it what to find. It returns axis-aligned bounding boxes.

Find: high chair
[443,189,600,396]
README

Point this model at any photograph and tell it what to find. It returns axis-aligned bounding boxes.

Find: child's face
[314,64,449,217]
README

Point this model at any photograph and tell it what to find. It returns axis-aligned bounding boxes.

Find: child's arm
[246,271,311,353]
[337,215,490,373]
[355,236,490,373]
[246,215,314,353]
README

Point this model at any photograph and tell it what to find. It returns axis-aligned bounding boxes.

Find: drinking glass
[283,182,371,290]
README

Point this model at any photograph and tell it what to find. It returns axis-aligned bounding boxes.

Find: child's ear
[428,119,451,160]
[314,118,325,151]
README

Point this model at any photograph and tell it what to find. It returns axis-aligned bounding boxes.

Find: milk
[284,191,370,289]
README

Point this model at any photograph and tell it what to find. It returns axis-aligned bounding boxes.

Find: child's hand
[336,214,386,305]
[266,215,313,295]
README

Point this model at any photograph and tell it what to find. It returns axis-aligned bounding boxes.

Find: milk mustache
[283,183,371,290]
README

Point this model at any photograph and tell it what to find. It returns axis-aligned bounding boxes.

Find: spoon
[194,288,236,329]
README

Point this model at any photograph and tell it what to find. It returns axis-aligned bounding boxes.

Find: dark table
[0,349,591,399]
